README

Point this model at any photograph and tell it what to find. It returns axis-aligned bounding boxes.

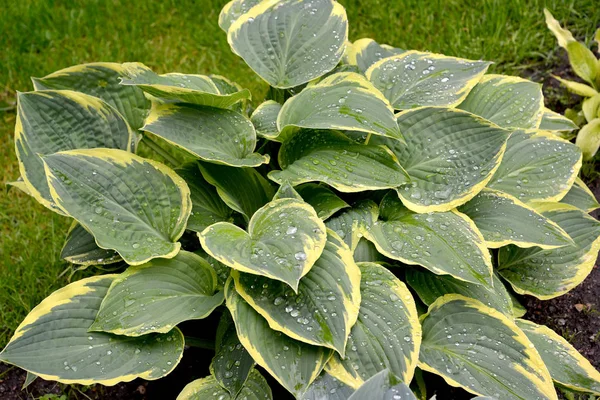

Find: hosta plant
[544,9,600,160]
[3,0,600,399]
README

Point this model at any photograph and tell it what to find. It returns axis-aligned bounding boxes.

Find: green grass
[0,0,599,350]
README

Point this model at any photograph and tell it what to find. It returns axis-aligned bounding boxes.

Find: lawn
[0,0,599,369]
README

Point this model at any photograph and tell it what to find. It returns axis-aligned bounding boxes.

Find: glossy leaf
[61,223,121,266]
[345,38,405,73]
[225,279,332,397]
[419,295,556,400]
[176,369,272,400]
[517,319,600,395]
[0,275,184,385]
[295,183,349,220]
[142,103,268,167]
[32,62,150,130]
[227,0,347,88]
[487,131,582,203]
[458,188,572,249]
[326,262,420,388]
[43,148,191,265]
[347,369,416,400]
[372,107,510,212]
[278,72,402,141]
[560,177,600,212]
[232,230,360,354]
[269,129,409,192]
[325,200,379,251]
[498,203,600,299]
[199,198,327,291]
[15,90,134,214]
[366,51,490,109]
[251,100,282,140]
[90,251,223,336]
[219,0,261,32]
[458,74,544,129]
[301,371,355,400]
[364,193,493,286]
[539,108,579,132]
[120,62,250,108]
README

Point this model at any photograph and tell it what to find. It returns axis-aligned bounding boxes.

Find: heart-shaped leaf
[177,369,272,400]
[251,100,282,140]
[199,198,327,291]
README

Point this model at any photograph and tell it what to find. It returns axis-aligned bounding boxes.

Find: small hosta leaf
[120,62,250,108]
[345,38,405,73]
[498,203,600,299]
[269,129,409,192]
[43,148,191,265]
[199,162,275,221]
[347,369,417,400]
[15,90,134,214]
[539,108,579,132]
[277,72,403,141]
[301,371,355,400]
[487,131,582,202]
[251,100,282,140]
[516,319,600,395]
[326,262,420,388]
[0,275,184,385]
[560,177,600,212]
[458,188,572,249]
[232,230,361,355]
[176,369,272,400]
[212,311,255,397]
[325,200,379,250]
[32,62,151,130]
[142,103,268,167]
[372,107,510,212]
[458,74,544,129]
[419,295,557,400]
[227,0,348,88]
[405,268,513,317]
[295,183,349,220]
[366,51,490,109]
[199,198,327,291]
[90,251,223,336]
[61,223,121,266]
[364,193,493,286]
[225,279,332,397]
[175,162,233,233]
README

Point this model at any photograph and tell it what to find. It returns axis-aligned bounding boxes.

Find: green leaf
[199,197,327,291]
[364,193,493,286]
[0,275,184,385]
[209,74,248,113]
[175,162,233,233]
[539,108,579,132]
[176,369,272,400]
[576,118,600,160]
[272,182,304,201]
[120,62,250,108]
[277,72,403,141]
[142,103,268,167]
[551,75,598,97]
[219,0,261,32]
[43,148,191,265]
[347,369,416,400]
[211,311,255,397]
[405,268,513,317]
[225,278,332,397]
[22,372,38,389]
[295,183,349,220]
[198,162,275,221]
[498,203,600,299]
[344,38,405,73]
[352,238,386,263]
[582,94,600,123]
[269,129,410,192]
[61,222,121,266]
[325,200,379,251]
[227,0,348,88]
[458,74,544,129]
[365,51,490,109]
[232,230,361,355]
[251,100,282,140]
[419,295,557,400]
[487,131,582,203]
[326,262,420,388]
[90,251,222,335]
[372,107,510,212]
[516,319,600,396]
[301,371,355,400]
[560,177,600,212]
[15,90,134,214]
[457,188,572,249]
[32,62,151,130]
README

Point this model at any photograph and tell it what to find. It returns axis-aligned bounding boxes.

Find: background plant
[2,0,600,399]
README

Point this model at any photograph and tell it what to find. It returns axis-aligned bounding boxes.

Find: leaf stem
[140,134,180,167]
[364,132,372,145]
[184,336,215,350]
